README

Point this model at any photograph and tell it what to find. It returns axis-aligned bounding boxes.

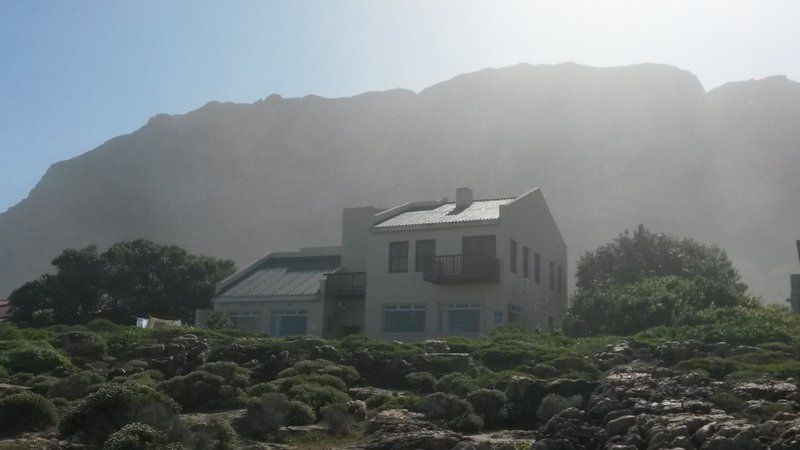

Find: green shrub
[0,340,72,374]
[86,319,122,333]
[414,392,482,433]
[536,393,583,422]
[467,389,508,428]
[475,341,537,370]
[0,323,22,340]
[239,393,315,440]
[0,391,58,437]
[709,392,746,412]
[286,382,350,413]
[365,393,420,411]
[205,310,234,330]
[59,382,181,445]
[196,362,251,389]
[247,382,279,397]
[320,402,359,436]
[274,373,347,393]
[674,357,742,379]
[49,370,105,400]
[749,401,795,418]
[277,359,359,386]
[188,416,238,450]
[53,331,108,362]
[433,373,477,396]
[106,328,152,356]
[119,369,165,387]
[103,422,180,450]
[405,371,437,393]
[157,370,245,412]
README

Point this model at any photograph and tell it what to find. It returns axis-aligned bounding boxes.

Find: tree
[8,239,235,325]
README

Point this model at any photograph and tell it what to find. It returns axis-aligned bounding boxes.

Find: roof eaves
[372,218,501,232]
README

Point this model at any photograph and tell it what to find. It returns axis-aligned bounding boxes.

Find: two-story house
[209,187,567,340]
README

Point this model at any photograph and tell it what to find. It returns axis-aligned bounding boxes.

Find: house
[787,241,800,314]
[210,187,567,339]
[0,299,10,322]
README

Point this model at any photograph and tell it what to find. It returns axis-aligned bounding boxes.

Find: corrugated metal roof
[217,256,340,298]
[373,198,513,230]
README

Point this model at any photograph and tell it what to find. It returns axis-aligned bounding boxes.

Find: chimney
[456,187,473,209]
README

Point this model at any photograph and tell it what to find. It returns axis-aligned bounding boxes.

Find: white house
[210,187,567,339]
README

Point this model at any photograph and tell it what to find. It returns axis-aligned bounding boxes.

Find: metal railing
[325,272,367,297]
[422,254,500,284]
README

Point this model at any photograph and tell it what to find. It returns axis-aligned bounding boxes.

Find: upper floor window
[508,303,523,324]
[557,265,563,294]
[548,261,555,290]
[415,239,436,272]
[534,253,541,284]
[509,240,517,273]
[389,241,409,272]
[522,247,529,278]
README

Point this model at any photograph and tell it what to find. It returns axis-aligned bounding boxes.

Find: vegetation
[0,391,58,437]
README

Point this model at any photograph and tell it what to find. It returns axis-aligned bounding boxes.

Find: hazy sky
[1,0,798,212]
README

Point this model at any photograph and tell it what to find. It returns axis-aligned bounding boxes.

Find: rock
[367,409,440,434]
[535,408,603,450]
[348,400,367,420]
[606,415,636,437]
[603,409,634,425]
[712,342,731,357]
[547,379,598,401]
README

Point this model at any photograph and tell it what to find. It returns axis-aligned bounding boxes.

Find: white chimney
[455,187,473,209]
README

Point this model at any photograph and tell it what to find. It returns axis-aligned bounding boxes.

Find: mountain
[1,62,798,302]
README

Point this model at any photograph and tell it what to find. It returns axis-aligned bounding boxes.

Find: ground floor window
[508,304,523,324]
[383,304,426,333]
[440,303,482,333]
[271,309,308,337]
[229,310,261,332]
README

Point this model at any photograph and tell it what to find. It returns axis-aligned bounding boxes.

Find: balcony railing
[325,272,366,298]
[422,254,500,285]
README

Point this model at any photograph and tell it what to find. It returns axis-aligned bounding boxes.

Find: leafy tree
[8,239,235,325]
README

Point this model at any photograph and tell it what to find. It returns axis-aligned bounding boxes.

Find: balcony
[422,254,500,285]
[325,272,366,298]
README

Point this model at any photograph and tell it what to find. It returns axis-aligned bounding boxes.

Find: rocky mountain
[1,62,798,301]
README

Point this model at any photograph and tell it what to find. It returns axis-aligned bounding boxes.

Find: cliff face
[1,62,798,301]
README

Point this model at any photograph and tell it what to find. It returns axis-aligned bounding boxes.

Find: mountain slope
[1,62,797,302]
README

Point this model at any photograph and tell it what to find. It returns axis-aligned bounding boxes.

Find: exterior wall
[213,296,324,336]
[790,274,800,314]
[498,189,568,330]
[340,207,381,272]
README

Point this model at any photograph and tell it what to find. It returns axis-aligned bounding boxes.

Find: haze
[2,0,800,212]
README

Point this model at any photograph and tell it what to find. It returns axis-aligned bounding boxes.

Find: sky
[1,0,799,212]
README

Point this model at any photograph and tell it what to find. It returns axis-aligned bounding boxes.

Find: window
[557,265,563,294]
[549,261,555,290]
[415,240,436,272]
[493,310,504,324]
[509,240,517,273]
[534,253,541,284]
[522,247,529,278]
[508,304,523,324]
[229,311,260,332]
[271,309,307,337]
[440,303,482,333]
[389,241,409,272]
[384,304,426,332]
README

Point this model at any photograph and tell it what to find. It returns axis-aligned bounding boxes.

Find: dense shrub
[49,370,105,400]
[433,373,477,396]
[86,318,122,333]
[320,402,359,435]
[415,392,483,433]
[536,393,583,422]
[0,340,72,374]
[277,359,359,386]
[709,392,746,413]
[188,416,238,450]
[103,422,179,450]
[239,393,315,439]
[274,373,347,392]
[286,382,350,413]
[157,370,245,412]
[196,361,251,389]
[247,381,279,397]
[405,371,437,393]
[365,392,420,411]
[475,340,537,370]
[0,391,58,437]
[467,389,508,428]
[52,331,108,362]
[674,358,742,379]
[59,382,181,445]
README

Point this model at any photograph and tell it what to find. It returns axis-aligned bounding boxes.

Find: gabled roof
[215,254,340,299]
[373,198,514,230]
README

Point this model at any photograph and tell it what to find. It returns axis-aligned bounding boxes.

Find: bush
[467,389,508,428]
[247,382,279,397]
[674,357,742,379]
[205,310,234,330]
[239,393,315,440]
[0,340,72,374]
[709,392,746,413]
[320,402,359,436]
[414,392,483,433]
[365,392,420,411]
[86,318,122,333]
[196,361,251,389]
[286,382,350,413]
[405,371,437,393]
[188,416,238,450]
[536,393,583,422]
[274,373,347,393]
[53,331,108,362]
[277,359,359,386]
[0,391,58,437]
[49,370,105,400]
[157,370,245,412]
[103,422,180,450]
[59,382,181,445]
[475,340,538,370]
[433,373,477,396]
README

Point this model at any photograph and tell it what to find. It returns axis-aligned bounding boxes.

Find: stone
[606,415,637,437]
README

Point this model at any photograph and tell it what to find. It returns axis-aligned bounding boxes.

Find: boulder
[606,415,636,437]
